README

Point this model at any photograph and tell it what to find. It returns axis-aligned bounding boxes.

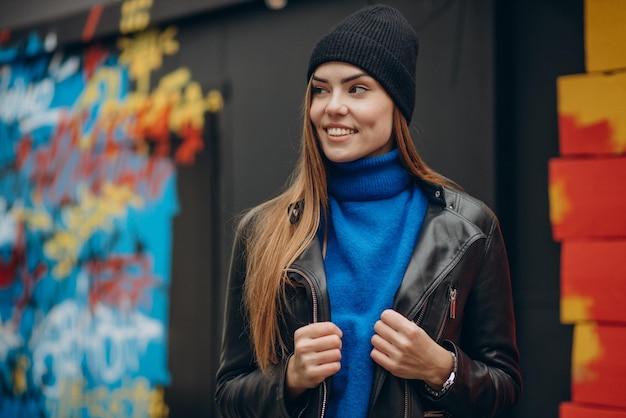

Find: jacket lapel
[393,202,485,319]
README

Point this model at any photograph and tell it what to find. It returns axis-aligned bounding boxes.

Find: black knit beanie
[307,4,419,123]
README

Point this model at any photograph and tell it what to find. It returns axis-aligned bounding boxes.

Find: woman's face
[309,62,395,163]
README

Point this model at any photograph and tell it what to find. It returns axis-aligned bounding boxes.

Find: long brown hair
[243,79,453,373]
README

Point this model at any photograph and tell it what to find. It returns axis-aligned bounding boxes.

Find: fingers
[294,322,342,362]
[378,309,415,334]
[294,321,343,340]
[287,322,343,393]
[370,343,394,373]
[370,309,433,378]
[373,309,420,349]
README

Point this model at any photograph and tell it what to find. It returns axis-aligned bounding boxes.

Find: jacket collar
[414,176,447,208]
[289,178,455,322]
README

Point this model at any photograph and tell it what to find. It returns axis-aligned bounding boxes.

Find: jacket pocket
[413,283,458,343]
[434,284,458,342]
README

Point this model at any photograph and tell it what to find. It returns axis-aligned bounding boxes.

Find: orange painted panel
[561,240,626,324]
[561,402,626,418]
[571,323,626,408]
[557,72,626,156]
[585,0,626,72]
[548,157,626,240]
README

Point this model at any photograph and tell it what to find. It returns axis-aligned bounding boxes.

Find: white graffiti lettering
[0,66,60,134]
[29,272,163,398]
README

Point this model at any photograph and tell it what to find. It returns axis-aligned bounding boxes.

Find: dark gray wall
[227,0,496,214]
[0,0,116,30]
[0,0,252,32]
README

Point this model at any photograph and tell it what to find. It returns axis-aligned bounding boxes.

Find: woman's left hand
[371,309,453,388]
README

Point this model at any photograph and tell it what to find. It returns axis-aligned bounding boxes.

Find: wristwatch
[424,351,457,398]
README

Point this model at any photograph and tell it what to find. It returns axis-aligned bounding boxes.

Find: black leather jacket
[216,180,522,418]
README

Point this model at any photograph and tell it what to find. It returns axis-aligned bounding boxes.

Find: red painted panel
[549,157,626,240]
[560,240,626,324]
[571,324,626,408]
[561,402,626,418]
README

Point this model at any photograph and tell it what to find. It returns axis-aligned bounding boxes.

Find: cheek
[380,111,394,135]
[362,106,393,131]
[377,103,395,129]
[309,101,324,125]
[365,108,394,145]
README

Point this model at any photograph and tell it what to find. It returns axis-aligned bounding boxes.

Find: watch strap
[423,351,457,398]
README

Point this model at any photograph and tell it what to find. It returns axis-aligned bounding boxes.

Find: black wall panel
[496,1,584,417]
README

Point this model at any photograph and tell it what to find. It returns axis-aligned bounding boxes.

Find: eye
[349,85,369,94]
[311,85,328,95]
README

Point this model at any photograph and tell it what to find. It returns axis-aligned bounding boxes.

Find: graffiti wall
[0,10,222,416]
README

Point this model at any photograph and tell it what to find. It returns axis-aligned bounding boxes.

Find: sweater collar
[327,149,411,201]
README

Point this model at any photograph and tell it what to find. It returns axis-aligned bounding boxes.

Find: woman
[215,4,521,418]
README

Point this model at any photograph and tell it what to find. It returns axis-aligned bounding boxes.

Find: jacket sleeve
[214,217,293,418]
[425,214,522,417]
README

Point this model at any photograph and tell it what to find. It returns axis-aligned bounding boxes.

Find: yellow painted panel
[558,72,626,154]
[585,0,626,72]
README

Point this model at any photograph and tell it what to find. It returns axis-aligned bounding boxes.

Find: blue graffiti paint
[0,45,176,417]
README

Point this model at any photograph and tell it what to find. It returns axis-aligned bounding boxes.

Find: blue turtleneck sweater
[323,149,428,418]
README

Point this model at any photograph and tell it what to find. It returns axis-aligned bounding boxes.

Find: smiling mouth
[326,127,356,136]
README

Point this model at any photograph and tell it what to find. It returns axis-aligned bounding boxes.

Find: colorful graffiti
[0,21,222,417]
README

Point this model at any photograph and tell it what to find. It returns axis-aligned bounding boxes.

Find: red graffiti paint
[83,45,110,80]
[0,224,47,327]
[82,5,105,44]
[175,123,203,165]
[15,135,33,170]
[0,245,22,289]
[0,29,10,46]
[86,253,159,309]
[21,112,173,207]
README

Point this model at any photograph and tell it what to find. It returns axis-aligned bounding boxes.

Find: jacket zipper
[402,298,429,418]
[404,286,456,418]
[436,285,458,342]
[285,267,327,418]
[404,379,409,418]
[449,286,457,319]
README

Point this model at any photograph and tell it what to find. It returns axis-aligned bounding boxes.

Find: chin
[324,153,359,163]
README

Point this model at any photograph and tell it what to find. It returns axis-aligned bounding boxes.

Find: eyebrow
[312,72,369,84]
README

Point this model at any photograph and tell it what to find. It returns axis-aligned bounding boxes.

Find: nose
[325,92,348,116]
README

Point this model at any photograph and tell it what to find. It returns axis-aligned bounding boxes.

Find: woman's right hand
[286,322,343,399]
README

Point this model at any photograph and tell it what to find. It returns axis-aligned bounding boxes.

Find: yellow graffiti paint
[78,67,126,111]
[206,89,224,113]
[44,230,80,278]
[11,355,30,396]
[120,0,154,34]
[16,203,53,231]
[118,27,179,94]
[103,182,144,213]
[43,185,143,279]
[47,377,168,418]
[66,26,224,173]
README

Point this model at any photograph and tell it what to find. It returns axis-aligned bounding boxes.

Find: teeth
[326,128,355,136]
